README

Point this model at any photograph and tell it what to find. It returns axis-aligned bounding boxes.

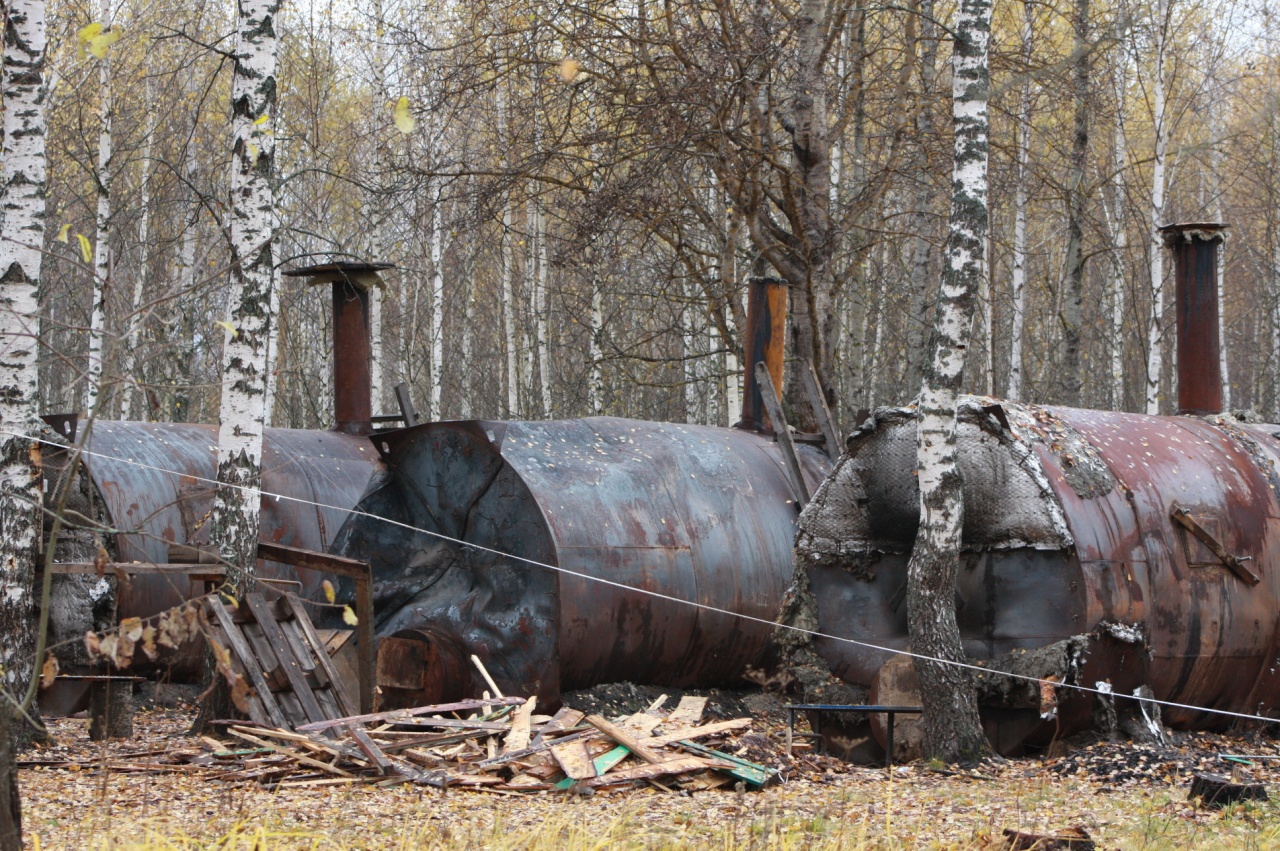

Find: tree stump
[1188,772,1268,808]
[88,679,135,741]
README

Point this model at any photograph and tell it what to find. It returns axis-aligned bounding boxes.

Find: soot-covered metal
[330,416,831,709]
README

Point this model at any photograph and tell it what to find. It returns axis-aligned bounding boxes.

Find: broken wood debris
[38,693,777,794]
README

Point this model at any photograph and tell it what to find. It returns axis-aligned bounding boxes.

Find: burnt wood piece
[801,358,841,459]
[754,362,811,506]
[1189,772,1268,808]
[1001,828,1095,850]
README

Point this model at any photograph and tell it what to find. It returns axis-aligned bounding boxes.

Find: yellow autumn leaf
[40,652,59,689]
[88,30,121,59]
[253,113,269,125]
[214,320,238,339]
[76,233,92,263]
[559,58,581,83]
[393,96,415,134]
[322,579,336,603]
[78,22,103,41]
[222,592,239,610]
[342,605,358,626]
[56,223,70,243]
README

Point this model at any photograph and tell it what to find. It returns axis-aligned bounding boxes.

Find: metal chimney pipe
[283,261,394,435]
[1159,223,1228,416]
[736,276,787,433]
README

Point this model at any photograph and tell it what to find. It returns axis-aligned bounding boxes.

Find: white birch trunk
[1145,0,1170,415]
[0,0,48,709]
[534,202,551,419]
[1210,113,1229,410]
[1108,38,1130,410]
[1007,0,1033,401]
[85,0,115,418]
[589,282,604,416]
[212,0,280,586]
[907,0,994,763]
[172,140,200,422]
[120,78,154,423]
[430,190,445,420]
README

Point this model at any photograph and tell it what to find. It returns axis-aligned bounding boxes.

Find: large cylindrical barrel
[332,416,833,708]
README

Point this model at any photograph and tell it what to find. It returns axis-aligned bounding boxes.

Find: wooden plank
[203,598,290,730]
[344,723,396,775]
[585,714,664,764]
[550,739,597,780]
[244,594,331,726]
[394,382,422,426]
[282,594,357,717]
[552,746,631,790]
[649,718,751,746]
[256,542,370,579]
[582,756,727,788]
[503,697,536,753]
[620,712,664,735]
[674,740,779,789]
[532,707,584,746]
[665,695,707,727]
[755,362,811,507]
[47,563,226,579]
[238,618,310,726]
[296,697,525,732]
[801,358,842,458]
[225,728,356,778]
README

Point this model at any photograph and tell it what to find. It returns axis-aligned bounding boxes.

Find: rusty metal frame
[1171,505,1261,586]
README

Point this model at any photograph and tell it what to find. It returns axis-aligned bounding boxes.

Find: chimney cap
[283,261,395,289]
[1158,222,1229,246]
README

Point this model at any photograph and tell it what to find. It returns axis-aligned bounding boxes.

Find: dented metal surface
[795,398,1280,751]
[78,421,379,620]
[332,416,833,708]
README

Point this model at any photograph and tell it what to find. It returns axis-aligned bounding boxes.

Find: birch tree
[84,0,117,418]
[210,0,281,586]
[0,0,50,843]
[1007,0,1034,400]
[906,0,995,763]
[1144,0,1172,414]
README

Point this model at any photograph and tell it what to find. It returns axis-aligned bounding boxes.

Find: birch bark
[211,0,280,589]
[1107,31,1130,410]
[0,0,49,841]
[906,0,995,763]
[1145,0,1171,415]
[1007,0,1033,400]
[85,0,115,417]
[1061,0,1090,406]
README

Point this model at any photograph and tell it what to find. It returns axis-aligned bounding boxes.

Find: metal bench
[785,703,923,767]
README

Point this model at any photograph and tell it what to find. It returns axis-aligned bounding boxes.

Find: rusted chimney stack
[1159,223,1228,416]
[283,261,393,435]
[736,277,787,434]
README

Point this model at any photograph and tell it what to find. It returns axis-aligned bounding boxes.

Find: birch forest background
[33,0,1280,433]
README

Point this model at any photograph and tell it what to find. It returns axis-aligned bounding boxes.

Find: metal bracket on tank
[1170,504,1260,586]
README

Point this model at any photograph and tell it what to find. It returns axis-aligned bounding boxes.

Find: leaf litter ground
[16,687,1280,849]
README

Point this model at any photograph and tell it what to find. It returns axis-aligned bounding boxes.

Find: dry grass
[17,709,1280,849]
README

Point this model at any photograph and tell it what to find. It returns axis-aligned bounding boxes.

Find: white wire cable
[8,427,1279,727]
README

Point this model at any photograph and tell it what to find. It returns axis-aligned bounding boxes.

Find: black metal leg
[886,712,896,769]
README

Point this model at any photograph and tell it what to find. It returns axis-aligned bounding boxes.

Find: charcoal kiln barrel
[793,399,1280,752]
[737,277,787,434]
[331,417,832,708]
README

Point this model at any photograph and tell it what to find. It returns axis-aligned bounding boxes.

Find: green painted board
[676,740,778,789]
[553,745,630,790]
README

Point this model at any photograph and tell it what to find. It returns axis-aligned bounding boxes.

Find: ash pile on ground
[1044,731,1280,790]
[562,681,789,722]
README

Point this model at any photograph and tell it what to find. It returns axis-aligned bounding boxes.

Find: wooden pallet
[204,592,357,730]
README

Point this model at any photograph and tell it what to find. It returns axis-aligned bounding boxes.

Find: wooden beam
[801,358,841,459]
[753,362,812,507]
[45,563,225,581]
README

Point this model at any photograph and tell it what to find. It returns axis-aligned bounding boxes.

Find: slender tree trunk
[120,79,154,423]
[172,140,199,423]
[1107,32,1130,411]
[0,2,50,843]
[1061,0,1090,406]
[589,275,604,415]
[1145,0,1170,415]
[430,188,445,419]
[1008,1,1032,401]
[212,0,280,589]
[907,0,995,764]
[906,0,940,393]
[86,0,115,418]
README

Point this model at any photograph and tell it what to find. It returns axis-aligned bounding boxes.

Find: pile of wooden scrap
[197,693,778,793]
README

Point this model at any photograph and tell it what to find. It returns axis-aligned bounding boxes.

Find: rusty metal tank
[796,400,1280,744]
[793,223,1280,753]
[330,415,831,708]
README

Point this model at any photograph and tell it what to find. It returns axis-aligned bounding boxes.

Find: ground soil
[14,685,1280,849]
